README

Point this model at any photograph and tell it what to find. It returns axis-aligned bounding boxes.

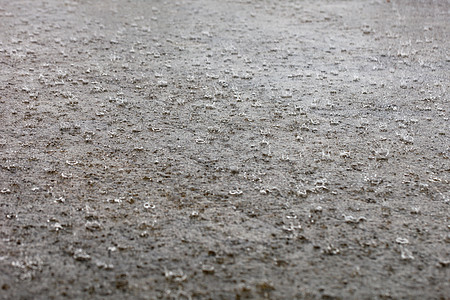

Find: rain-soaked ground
[0,0,449,299]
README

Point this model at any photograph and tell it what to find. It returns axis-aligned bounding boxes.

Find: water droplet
[107,198,123,204]
[201,265,215,274]
[85,221,102,231]
[229,190,243,195]
[164,268,187,282]
[343,215,366,223]
[400,247,414,260]
[410,207,421,214]
[1,188,11,194]
[61,172,72,179]
[143,202,155,209]
[398,133,414,144]
[282,223,302,232]
[373,148,389,160]
[95,260,114,270]
[54,197,65,203]
[395,237,409,244]
[323,244,340,255]
[50,223,63,232]
[157,80,168,87]
[195,138,206,144]
[73,249,91,261]
[280,91,293,98]
[312,206,323,213]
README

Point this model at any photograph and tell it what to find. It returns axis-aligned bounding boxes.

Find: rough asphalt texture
[0,0,449,299]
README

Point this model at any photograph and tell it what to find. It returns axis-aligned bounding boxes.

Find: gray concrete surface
[0,0,449,299]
